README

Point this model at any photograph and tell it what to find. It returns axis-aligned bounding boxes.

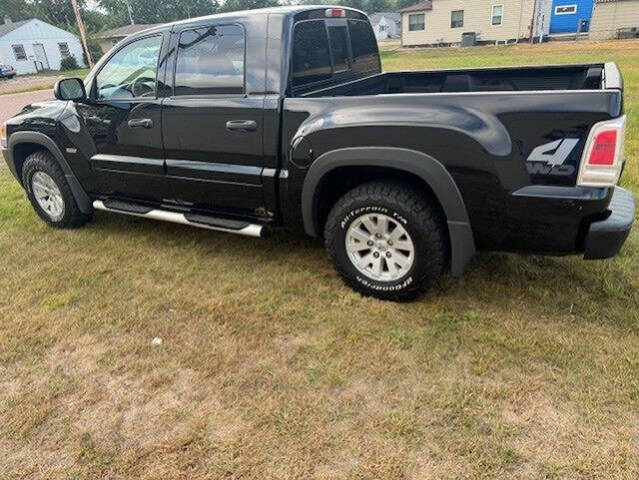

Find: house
[369,13,402,40]
[96,24,161,53]
[0,16,85,75]
[549,0,594,34]
[589,0,639,40]
[399,0,551,47]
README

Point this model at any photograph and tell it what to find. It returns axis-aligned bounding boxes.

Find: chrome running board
[93,200,266,238]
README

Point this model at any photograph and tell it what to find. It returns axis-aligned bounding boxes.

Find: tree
[97,0,218,25]
[218,0,279,13]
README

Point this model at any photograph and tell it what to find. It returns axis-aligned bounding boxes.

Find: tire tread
[324,181,447,301]
[22,150,92,229]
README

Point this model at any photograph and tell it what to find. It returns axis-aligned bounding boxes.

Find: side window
[347,20,380,74]
[95,35,162,100]
[328,25,350,73]
[292,20,332,88]
[174,25,245,96]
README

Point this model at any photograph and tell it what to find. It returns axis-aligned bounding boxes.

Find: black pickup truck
[1,6,634,300]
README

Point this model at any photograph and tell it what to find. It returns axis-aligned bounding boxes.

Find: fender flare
[8,131,92,214]
[301,147,476,277]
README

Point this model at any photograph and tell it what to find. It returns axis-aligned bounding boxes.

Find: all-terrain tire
[324,181,447,302]
[22,150,92,229]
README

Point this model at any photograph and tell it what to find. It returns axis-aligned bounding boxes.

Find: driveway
[0,89,52,124]
[0,74,65,95]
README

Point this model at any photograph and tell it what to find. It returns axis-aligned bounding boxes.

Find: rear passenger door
[162,23,264,214]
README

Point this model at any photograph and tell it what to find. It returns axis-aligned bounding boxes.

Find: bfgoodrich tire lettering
[325,181,447,301]
[22,150,92,229]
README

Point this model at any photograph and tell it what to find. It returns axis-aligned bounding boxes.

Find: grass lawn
[0,39,638,479]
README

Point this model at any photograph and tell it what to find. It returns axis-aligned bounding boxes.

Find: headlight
[0,122,7,148]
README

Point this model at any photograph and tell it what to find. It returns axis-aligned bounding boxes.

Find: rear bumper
[584,186,635,259]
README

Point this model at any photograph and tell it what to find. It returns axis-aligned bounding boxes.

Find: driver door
[76,33,173,203]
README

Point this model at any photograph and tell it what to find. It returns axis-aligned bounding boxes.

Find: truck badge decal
[527,138,579,166]
[527,138,579,176]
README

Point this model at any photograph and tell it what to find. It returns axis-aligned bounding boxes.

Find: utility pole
[126,0,135,25]
[71,0,94,68]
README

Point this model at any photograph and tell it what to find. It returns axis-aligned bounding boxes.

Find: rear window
[328,25,350,72]
[292,18,380,90]
[292,21,332,87]
[348,20,379,74]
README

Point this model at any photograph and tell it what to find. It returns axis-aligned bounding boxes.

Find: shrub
[60,55,80,71]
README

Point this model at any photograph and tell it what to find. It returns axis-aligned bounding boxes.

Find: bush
[60,55,80,71]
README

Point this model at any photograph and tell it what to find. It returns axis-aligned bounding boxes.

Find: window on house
[451,10,464,28]
[12,44,27,61]
[555,4,577,15]
[492,5,504,25]
[408,14,425,31]
[58,42,71,59]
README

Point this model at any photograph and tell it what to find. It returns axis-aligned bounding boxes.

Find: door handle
[128,118,153,129]
[226,120,257,132]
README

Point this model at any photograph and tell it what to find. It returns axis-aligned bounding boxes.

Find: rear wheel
[324,181,448,301]
[22,150,92,228]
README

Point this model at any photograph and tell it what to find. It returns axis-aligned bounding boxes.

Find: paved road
[0,89,53,124]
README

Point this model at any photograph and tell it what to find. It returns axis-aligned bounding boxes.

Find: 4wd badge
[526,138,579,176]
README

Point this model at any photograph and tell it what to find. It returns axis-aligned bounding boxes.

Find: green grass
[0,39,638,479]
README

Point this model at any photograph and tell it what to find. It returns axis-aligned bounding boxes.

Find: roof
[0,19,33,39]
[96,24,162,39]
[171,5,366,27]
[115,6,368,44]
[369,12,401,25]
[398,1,433,13]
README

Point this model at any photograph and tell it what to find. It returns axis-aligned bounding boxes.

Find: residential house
[369,12,402,40]
[0,16,85,75]
[96,24,161,53]
[399,0,551,47]
[589,0,639,39]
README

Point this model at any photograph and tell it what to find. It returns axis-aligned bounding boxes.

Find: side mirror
[54,78,87,102]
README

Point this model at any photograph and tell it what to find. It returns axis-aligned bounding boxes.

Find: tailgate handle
[128,118,153,129]
[226,120,257,132]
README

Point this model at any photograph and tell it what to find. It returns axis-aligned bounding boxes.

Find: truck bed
[300,64,607,97]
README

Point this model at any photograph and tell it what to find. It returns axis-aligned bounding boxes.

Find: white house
[369,13,402,40]
[0,17,85,75]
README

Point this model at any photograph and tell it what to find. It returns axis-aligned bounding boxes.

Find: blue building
[550,0,595,34]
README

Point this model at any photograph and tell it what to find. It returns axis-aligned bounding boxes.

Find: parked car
[0,64,16,79]
[1,6,634,301]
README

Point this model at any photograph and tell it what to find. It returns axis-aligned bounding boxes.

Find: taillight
[577,115,626,187]
[326,8,345,17]
[0,122,7,148]
[589,130,617,165]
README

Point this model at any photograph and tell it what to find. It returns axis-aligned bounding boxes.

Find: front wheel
[22,150,92,229]
[324,181,448,301]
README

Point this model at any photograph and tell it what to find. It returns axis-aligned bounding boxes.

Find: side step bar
[93,200,267,238]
